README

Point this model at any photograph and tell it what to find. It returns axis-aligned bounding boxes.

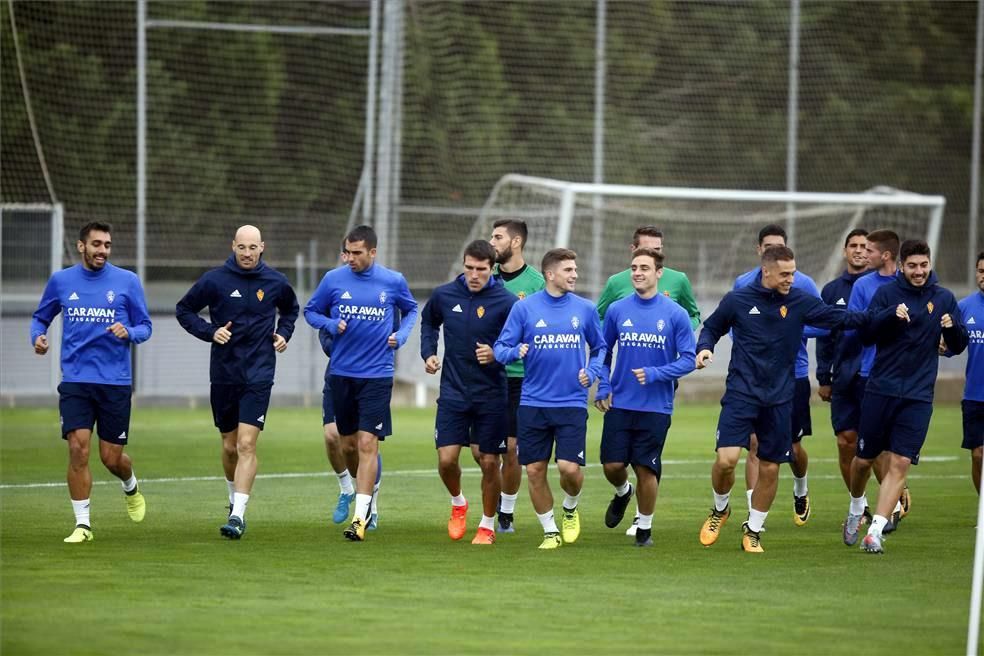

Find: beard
[495,245,514,265]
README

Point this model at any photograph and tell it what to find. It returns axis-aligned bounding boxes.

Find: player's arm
[303,275,342,334]
[581,310,607,385]
[419,293,443,361]
[940,295,969,355]
[390,276,419,349]
[800,277,829,338]
[677,272,702,329]
[643,312,697,383]
[695,294,734,366]
[274,280,299,342]
[118,277,153,344]
[30,276,61,353]
[175,277,219,342]
[318,328,333,357]
[815,284,835,387]
[494,303,527,364]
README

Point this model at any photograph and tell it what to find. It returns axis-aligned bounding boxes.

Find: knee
[557,461,581,479]
[67,434,90,464]
[714,454,737,475]
[836,432,856,453]
[222,440,238,459]
[437,455,458,476]
[478,454,499,475]
[525,463,546,482]
[972,448,983,465]
[603,463,624,479]
[236,439,256,457]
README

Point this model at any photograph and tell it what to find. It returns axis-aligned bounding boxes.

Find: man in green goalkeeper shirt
[596,225,701,534]
[490,218,546,533]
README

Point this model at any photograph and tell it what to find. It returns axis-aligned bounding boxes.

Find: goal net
[459,175,946,300]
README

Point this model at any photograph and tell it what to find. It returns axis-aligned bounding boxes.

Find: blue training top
[31,262,152,385]
[957,290,984,402]
[493,289,606,408]
[846,270,896,377]
[596,292,696,414]
[816,269,873,389]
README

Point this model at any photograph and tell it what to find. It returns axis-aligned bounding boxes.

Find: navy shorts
[434,400,508,455]
[791,377,812,443]
[600,407,671,478]
[716,397,793,464]
[962,399,984,450]
[210,383,273,433]
[58,382,131,445]
[506,377,523,437]
[517,406,587,466]
[830,375,866,434]
[322,378,335,425]
[857,392,932,464]
[330,375,392,439]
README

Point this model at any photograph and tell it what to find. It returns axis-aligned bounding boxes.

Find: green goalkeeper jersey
[493,263,545,378]
[595,266,701,329]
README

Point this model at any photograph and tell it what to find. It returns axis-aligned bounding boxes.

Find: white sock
[451,493,467,507]
[71,498,91,528]
[713,490,730,512]
[893,500,903,513]
[748,508,768,533]
[121,473,137,494]
[536,509,559,534]
[850,495,866,515]
[499,492,518,514]
[226,479,236,505]
[337,470,354,495]
[232,492,249,519]
[479,515,495,531]
[354,493,372,521]
[869,514,888,537]
[793,475,808,497]
[614,481,631,497]
[745,488,753,511]
[562,491,581,511]
[637,513,653,530]
[371,482,380,514]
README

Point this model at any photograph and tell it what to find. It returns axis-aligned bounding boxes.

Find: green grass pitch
[0,403,978,654]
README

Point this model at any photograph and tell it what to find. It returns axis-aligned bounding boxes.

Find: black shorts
[506,376,523,437]
[434,400,508,455]
[830,375,866,434]
[210,383,273,433]
[600,407,671,478]
[322,377,335,425]
[791,377,812,443]
[330,375,393,439]
[517,406,587,466]
[716,397,792,464]
[962,399,984,450]
[857,392,932,464]
[58,382,131,445]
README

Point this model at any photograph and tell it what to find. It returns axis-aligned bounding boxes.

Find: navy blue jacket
[420,275,517,408]
[860,271,968,402]
[816,269,872,389]
[176,255,299,384]
[697,273,877,406]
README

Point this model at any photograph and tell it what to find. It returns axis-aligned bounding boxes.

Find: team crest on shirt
[571,316,580,329]
[379,291,387,304]
[476,305,485,318]
[256,289,265,302]
[105,290,115,303]
[779,305,788,318]
[927,301,934,314]
[657,319,665,332]
[517,291,526,300]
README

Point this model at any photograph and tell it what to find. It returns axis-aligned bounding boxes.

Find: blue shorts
[962,399,984,450]
[857,392,932,464]
[791,377,812,443]
[322,377,335,425]
[517,406,587,466]
[600,408,671,478]
[506,377,523,437]
[58,382,131,445]
[716,397,792,464]
[434,400,508,455]
[830,375,866,434]
[210,383,273,433]
[330,375,392,439]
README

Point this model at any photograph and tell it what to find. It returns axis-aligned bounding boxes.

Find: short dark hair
[844,228,869,247]
[977,251,984,267]
[492,219,529,249]
[758,224,787,245]
[345,225,377,250]
[899,239,931,262]
[761,245,795,265]
[79,221,112,242]
[631,247,664,269]
[865,229,900,259]
[463,239,496,267]
[541,248,577,274]
[632,226,663,247]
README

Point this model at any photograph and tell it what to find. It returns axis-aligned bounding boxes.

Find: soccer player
[695,246,884,553]
[490,218,545,532]
[844,229,912,523]
[304,225,418,542]
[816,229,872,492]
[594,248,696,546]
[31,221,153,543]
[844,240,967,554]
[494,248,606,549]
[733,224,823,526]
[176,225,299,539]
[954,252,984,493]
[595,225,700,536]
[421,240,518,544]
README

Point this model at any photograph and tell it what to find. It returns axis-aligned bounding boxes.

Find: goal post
[459,175,946,300]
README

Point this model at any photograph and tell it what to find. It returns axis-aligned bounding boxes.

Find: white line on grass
[0,455,963,490]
